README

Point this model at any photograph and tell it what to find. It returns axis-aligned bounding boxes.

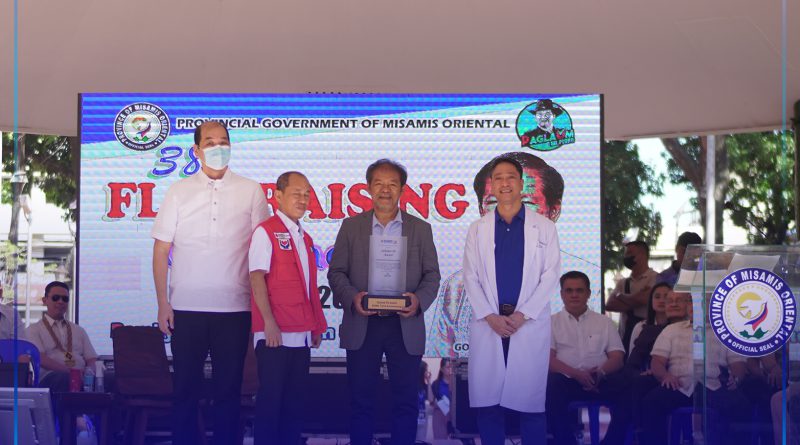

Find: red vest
[250,216,327,335]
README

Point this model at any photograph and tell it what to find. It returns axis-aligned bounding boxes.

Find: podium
[674,244,800,445]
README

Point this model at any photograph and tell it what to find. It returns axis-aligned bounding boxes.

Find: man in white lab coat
[463,156,561,445]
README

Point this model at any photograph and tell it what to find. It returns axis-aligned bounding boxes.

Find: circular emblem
[709,267,796,357]
[114,102,170,151]
[515,99,575,152]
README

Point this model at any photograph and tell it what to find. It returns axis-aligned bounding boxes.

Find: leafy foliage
[603,140,664,272]
[663,132,795,245]
[725,131,795,244]
[1,134,76,221]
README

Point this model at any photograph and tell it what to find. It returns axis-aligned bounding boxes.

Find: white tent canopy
[1,0,798,139]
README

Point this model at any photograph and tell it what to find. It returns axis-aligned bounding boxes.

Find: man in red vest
[248,171,328,445]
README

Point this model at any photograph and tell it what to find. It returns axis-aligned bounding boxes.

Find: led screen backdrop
[79,93,602,357]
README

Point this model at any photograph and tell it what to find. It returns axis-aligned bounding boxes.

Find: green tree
[603,140,664,273]
[661,136,729,244]
[663,132,795,245]
[725,131,795,244]
[1,133,76,243]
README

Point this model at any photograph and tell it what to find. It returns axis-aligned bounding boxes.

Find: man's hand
[311,333,322,348]
[157,303,174,335]
[398,292,420,318]
[353,291,377,317]
[264,318,282,348]
[660,373,681,391]
[571,368,596,391]
[485,314,516,338]
[508,311,526,331]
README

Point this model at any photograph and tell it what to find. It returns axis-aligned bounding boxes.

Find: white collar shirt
[651,320,695,396]
[550,308,625,372]
[703,326,746,391]
[26,314,98,378]
[371,211,403,237]
[151,168,269,312]
[248,210,312,347]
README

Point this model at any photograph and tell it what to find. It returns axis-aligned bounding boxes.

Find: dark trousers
[40,371,70,419]
[704,385,752,445]
[346,316,421,445]
[546,372,631,445]
[40,370,70,393]
[475,405,545,445]
[640,385,692,445]
[739,376,777,445]
[170,310,250,445]
[626,371,658,428]
[254,341,310,445]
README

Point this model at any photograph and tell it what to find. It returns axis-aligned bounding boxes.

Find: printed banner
[79,93,602,356]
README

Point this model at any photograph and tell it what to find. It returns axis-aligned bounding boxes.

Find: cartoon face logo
[114,102,170,151]
[516,99,575,151]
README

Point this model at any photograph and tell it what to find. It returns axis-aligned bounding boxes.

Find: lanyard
[42,316,75,367]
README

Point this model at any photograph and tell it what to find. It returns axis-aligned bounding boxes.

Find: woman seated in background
[417,361,432,443]
[640,291,695,445]
[431,358,455,439]
[626,282,672,371]
[623,284,674,430]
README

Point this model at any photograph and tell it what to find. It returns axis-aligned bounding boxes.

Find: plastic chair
[0,338,41,385]
[568,400,607,445]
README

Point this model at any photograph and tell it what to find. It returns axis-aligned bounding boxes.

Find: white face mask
[202,145,231,170]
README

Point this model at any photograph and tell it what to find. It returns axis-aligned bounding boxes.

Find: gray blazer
[328,210,441,355]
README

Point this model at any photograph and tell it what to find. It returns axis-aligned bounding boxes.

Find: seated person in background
[740,352,783,445]
[26,281,97,392]
[0,285,27,341]
[416,360,432,442]
[643,291,751,445]
[657,232,702,287]
[431,358,455,439]
[626,283,672,371]
[547,271,629,445]
[623,284,674,431]
[772,383,800,445]
[696,316,751,445]
[640,292,695,445]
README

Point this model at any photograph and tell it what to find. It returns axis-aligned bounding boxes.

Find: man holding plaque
[329,159,441,445]
[27,281,98,392]
[249,171,328,445]
[463,157,561,444]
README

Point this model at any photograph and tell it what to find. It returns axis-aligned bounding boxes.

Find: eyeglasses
[49,295,69,303]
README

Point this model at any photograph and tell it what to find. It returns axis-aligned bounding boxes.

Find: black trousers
[170,310,250,445]
[641,385,693,445]
[346,316,421,445]
[546,372,632,445]
[254,341,310,445]
[704,385,753,445]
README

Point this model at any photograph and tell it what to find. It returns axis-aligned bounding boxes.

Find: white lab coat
[464,208,561,413]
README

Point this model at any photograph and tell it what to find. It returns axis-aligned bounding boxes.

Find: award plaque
[365,235,409,312]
